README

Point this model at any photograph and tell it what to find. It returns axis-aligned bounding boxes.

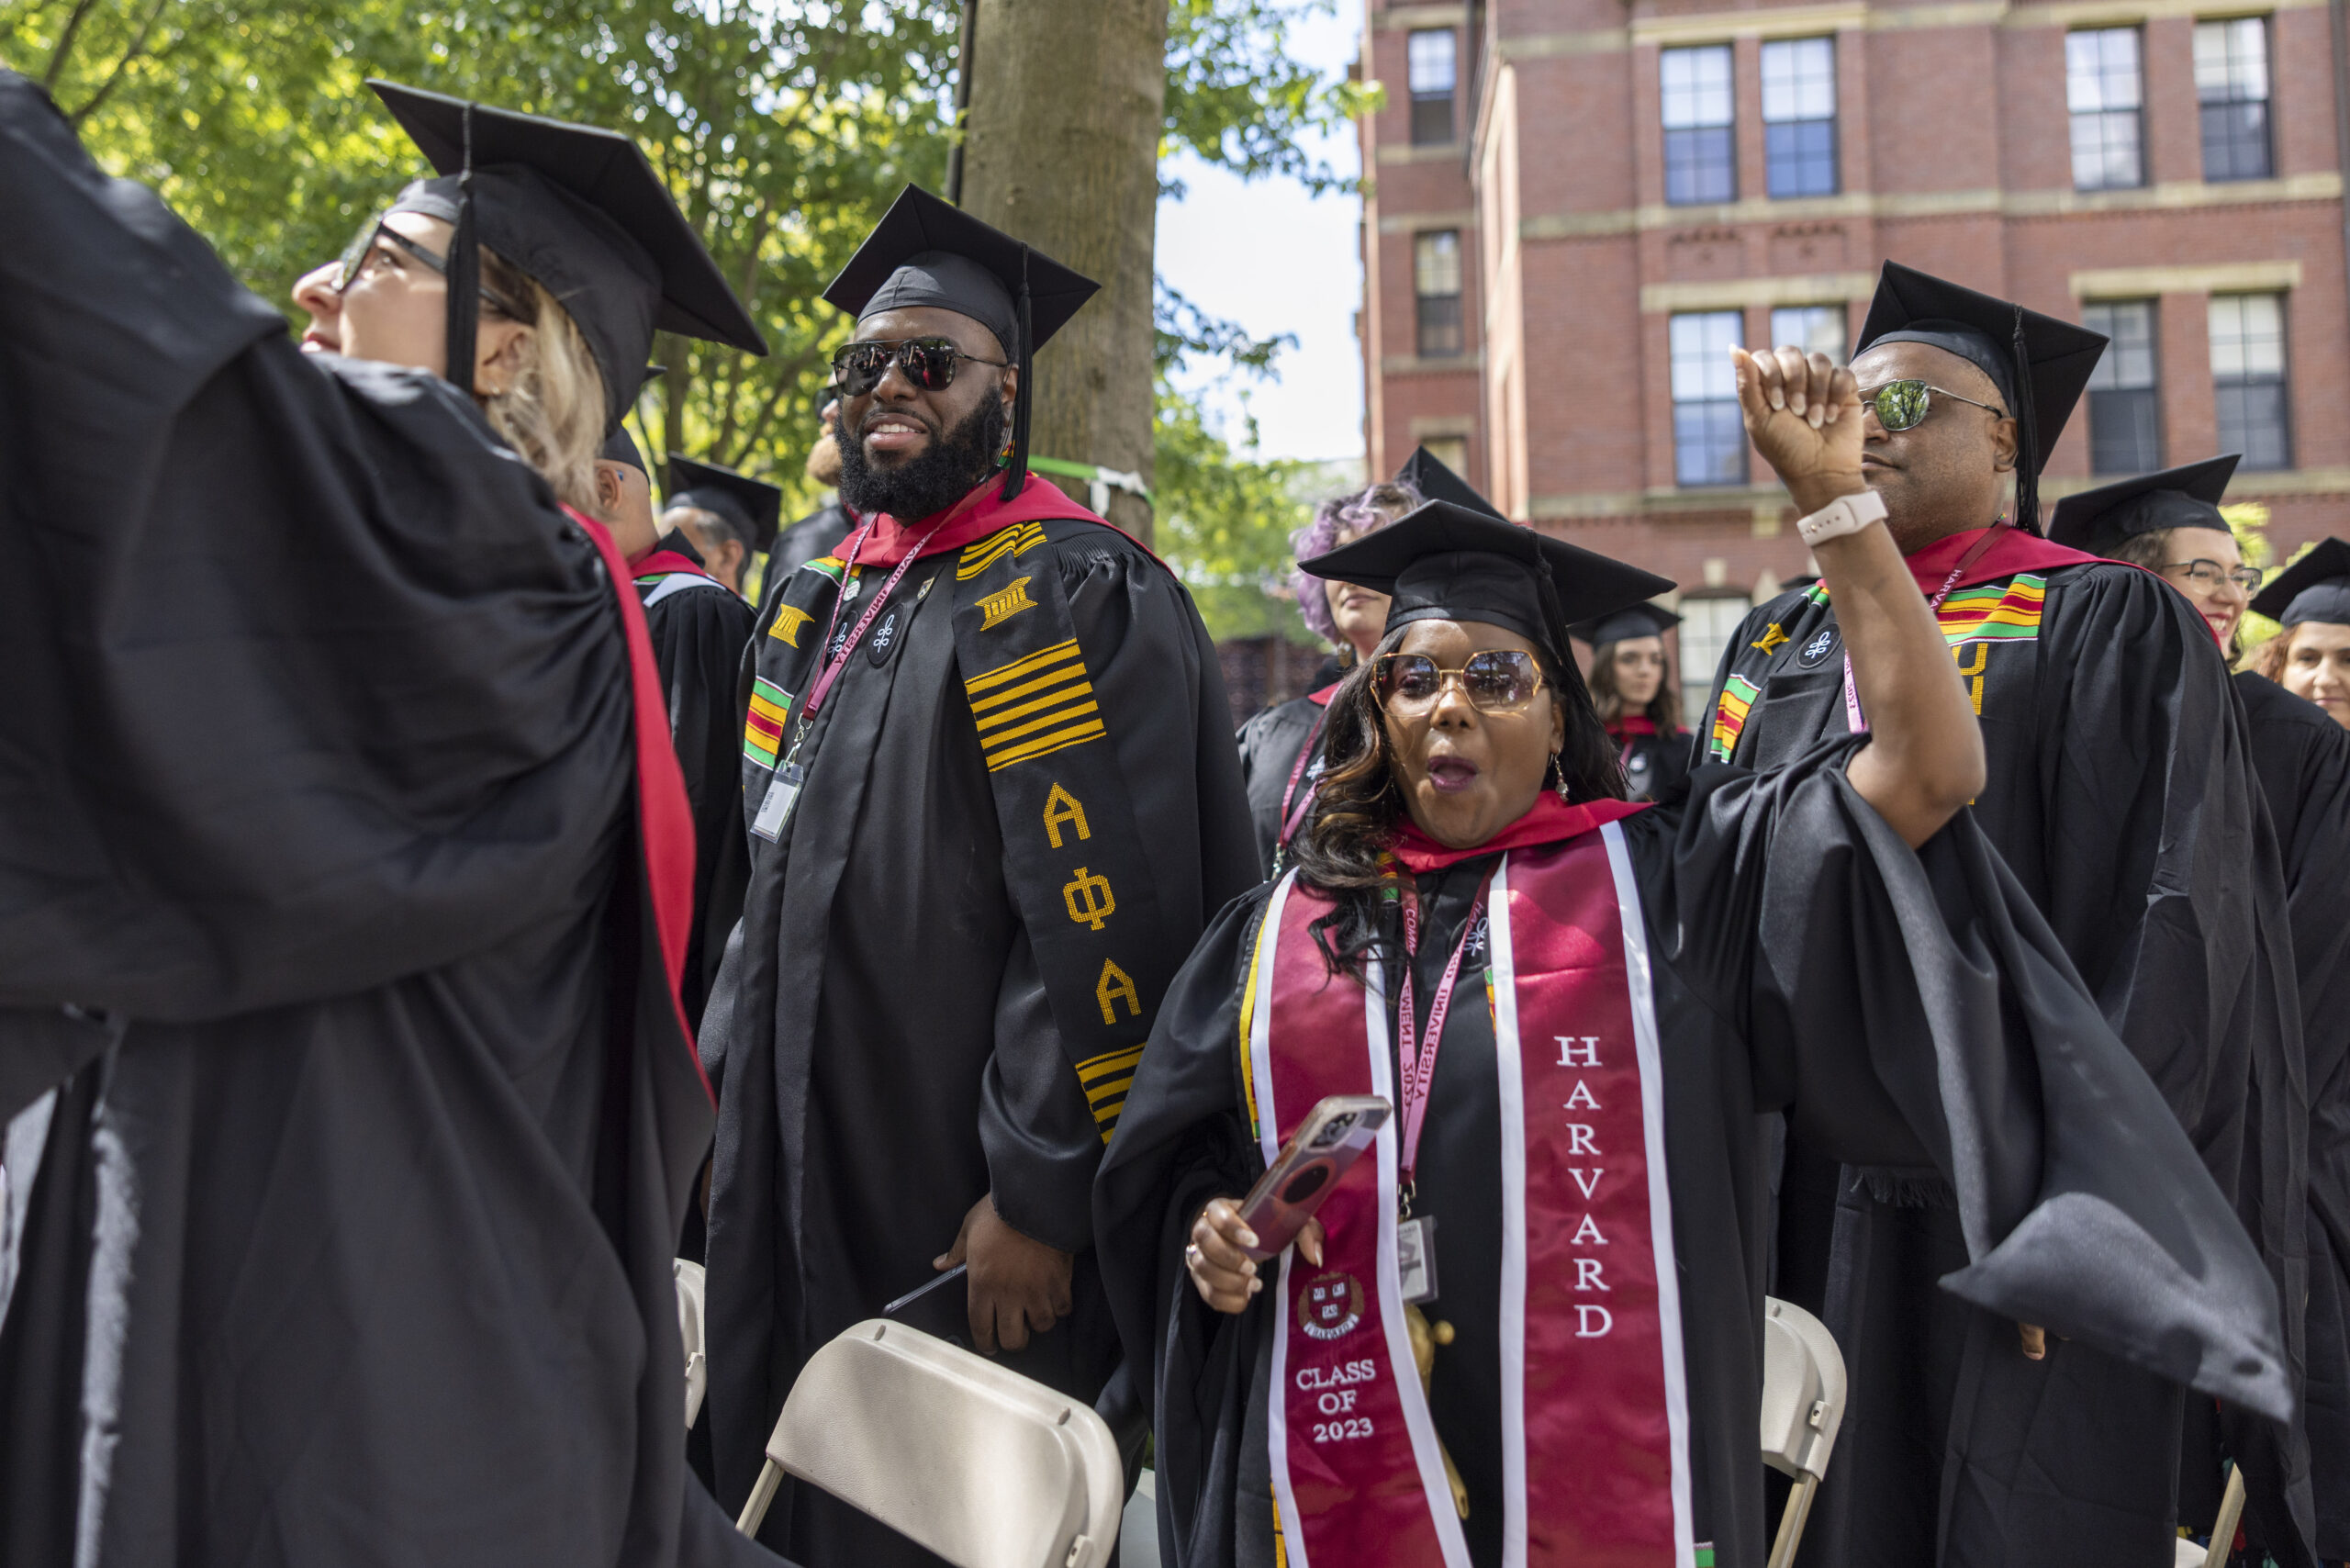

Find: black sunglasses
[1374,650,1547,712]
[831,337,1009,398]
[333,220,525,319]
[1860,379,2007,432]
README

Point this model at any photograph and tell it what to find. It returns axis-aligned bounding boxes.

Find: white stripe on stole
[1489,852,1532,1566]
[1248,872,1304,1563]
[1602,822,1697,1567]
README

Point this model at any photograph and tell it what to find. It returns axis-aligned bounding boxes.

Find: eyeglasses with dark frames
[1859,379,2009,433]
[1374,650,1548,712]
[333,220,525,320]
[830,337,1010,398]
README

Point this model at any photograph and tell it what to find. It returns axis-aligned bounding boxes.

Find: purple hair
[1291,481,1421,644]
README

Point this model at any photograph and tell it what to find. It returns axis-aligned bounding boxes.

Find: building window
[1662,45,1736,206]
[1761,38,1838,198]
[1768,303,1847,362]
[1407,28,1457,146]
[1680,596,1753,731]
[1415,230,1464,359]
[1671,310,1748,487]
[2196,17,2272,181]
[2080,300,2163,475]
[2066,28,2145,190]
[2210,293,2292,469]
[1420,435,1470,476]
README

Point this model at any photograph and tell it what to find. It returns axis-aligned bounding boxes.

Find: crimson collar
[1389,794,1651,874]
[1904,523,2099,597]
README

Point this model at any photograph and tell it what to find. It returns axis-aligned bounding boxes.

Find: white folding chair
[734,1319,1124,1568]
[676,1260,709,1432]
[1760,1296,1848,1568]
[2175,1463,2246,1567]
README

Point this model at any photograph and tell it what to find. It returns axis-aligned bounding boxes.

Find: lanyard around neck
[1393,866,1494,1204]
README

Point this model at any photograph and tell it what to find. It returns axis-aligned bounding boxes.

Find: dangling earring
[1550,749,1572,802]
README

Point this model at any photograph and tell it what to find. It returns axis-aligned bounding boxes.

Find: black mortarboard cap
[370,81,767,429]
[664,453,784,555]
[2250,537,2350,627]
[599,426,645,472]
[1855,262,2108,536]
[2046,454,2239,554]
[823,184,1100,502]
[1571,603,1683,647]
[1301,501,1674,655]
[1393,445,1505,521]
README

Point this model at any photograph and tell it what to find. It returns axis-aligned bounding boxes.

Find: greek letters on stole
[1244,823,1695,1567]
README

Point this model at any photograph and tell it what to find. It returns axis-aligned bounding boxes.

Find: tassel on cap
[2009,304,2042,535]
[443,102,481,395]
[1002,243,1034,502]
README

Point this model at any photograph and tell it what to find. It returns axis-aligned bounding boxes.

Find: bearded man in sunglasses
[1699,263,2311,1568]
[695,185,1257,1566]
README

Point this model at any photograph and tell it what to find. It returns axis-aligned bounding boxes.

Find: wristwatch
[1795,487,1887,546]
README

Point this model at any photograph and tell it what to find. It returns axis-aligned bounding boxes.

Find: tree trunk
[959,0,1167,543]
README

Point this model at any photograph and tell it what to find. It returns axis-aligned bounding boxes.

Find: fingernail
[1236,1227,1259,1249]
[1769,388,1785,410]
[1808,407,1824,429]
[1243,1260,1257,1277]
[1248,1277,1263,1294]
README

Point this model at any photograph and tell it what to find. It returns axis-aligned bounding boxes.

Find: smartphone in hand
[1234,1094,1391,1262]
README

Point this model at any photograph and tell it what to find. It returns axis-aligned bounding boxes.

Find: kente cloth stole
[1242,824,1695,1567]
[738,518,1180,1141]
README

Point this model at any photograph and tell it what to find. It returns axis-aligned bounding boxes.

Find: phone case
[1235,1094,1392,1261]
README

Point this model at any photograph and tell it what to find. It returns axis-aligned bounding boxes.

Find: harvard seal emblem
[1299,1270,1365,1340]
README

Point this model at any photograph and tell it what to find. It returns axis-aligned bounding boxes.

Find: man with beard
[1699,263,2310,1565]
[699,184,1257,1566]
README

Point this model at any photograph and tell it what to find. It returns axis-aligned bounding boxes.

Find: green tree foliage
[3,0,1355,547]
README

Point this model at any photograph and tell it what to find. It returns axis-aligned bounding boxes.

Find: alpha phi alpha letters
[949,519,1179,1143]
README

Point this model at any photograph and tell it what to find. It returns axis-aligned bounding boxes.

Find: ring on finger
[1186,1242,1205,1268]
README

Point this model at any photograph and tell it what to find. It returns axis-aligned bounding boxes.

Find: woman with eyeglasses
[1096,352,2288,1568]
[0,75,789,1566]
[2053,465,2350,1564]
[1571,603,1690,801]
[1237,480,1419,874]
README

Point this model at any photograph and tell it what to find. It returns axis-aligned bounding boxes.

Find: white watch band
[1795,487,1887,546]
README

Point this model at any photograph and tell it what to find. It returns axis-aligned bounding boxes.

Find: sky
[1155,0,1367,468]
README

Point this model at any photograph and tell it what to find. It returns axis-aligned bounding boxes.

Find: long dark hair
[1585,638,1683,731]
[1286,622,1624,975]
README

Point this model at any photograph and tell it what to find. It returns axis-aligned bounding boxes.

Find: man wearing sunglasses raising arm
[1698,263,2312,1567]
[695,185,1258,1566]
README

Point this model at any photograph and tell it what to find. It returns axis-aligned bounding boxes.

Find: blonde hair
[476,248,607,515]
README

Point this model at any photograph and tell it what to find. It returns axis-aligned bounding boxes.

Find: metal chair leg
[735,1456,784,1538]
[1768,1473,1819,1568]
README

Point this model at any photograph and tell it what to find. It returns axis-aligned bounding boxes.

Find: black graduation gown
[764,502,852,587]
[1098,745,2291,1568]
[634,553,756,1031]
[700,515,1259,1564]
[1699,559,2311,1565]
[2236,672,2350,1557]
[0,74,770,1568]
[1234,659,1345,874]
[1608,721,1694,802]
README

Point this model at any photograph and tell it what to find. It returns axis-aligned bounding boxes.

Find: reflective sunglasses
[2162,558,2264,594]
[1374,650,1547,712]
[1861,379,2006,432]
[831,337,1009,398]
[333,220,524,319]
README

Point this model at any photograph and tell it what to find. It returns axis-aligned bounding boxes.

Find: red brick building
[1359,0,2350,714]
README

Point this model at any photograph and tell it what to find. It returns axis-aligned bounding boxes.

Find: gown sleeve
[979,532,1260,1253]
[0,72,633,1026]
[1639,738,2294,1422]
[1092,889,1277,1568]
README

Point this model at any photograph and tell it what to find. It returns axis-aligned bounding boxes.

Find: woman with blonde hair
[0,75,783,1566]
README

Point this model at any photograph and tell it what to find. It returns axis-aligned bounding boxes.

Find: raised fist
[1731,344,1865,518]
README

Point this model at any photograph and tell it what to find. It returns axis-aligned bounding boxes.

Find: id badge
[1396,1213,1439,1305]
[750,761,804,843]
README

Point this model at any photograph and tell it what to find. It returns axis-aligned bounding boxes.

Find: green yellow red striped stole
[1707,673,1758,763]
